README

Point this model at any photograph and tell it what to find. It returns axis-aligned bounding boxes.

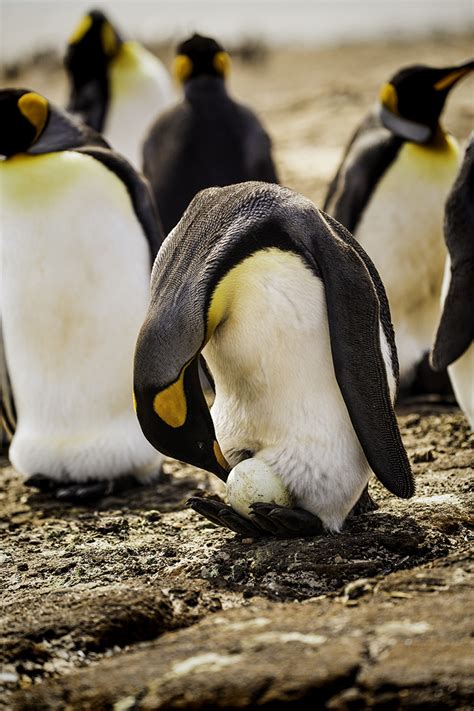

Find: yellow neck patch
[379,83,398,113]
[173,54,193,83]
[18,92,48,141]
[102,22,119,57]
[153,366,188,428]
[68,14,92,44]
[213,51,231,77]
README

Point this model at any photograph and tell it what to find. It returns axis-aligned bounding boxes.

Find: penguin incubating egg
[142,33,278,235]
[324,60,474,388]
[431,135,474,428]
[0,89,164,501]
[134,182,413,537]
[65,9,174,168]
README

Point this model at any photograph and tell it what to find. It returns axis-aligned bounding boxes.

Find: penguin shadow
[204,508,438,599]
[23,465,215,517]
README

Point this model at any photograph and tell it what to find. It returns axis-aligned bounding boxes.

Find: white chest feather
[356,136,461,383]
[203,249,394,530]
[106,42,175,169]
[0,151,161,481]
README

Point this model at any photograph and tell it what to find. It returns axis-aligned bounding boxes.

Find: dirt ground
[1,34,473,710]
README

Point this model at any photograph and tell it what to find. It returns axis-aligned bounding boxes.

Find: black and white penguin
[324,60,474,388]
[65,9,174,168]
[142,34,279,235]
[431,134,474,427]
[134,182,413,537]
[0,88,164,500]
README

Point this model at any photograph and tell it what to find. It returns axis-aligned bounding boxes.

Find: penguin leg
[347,484,378,517]
[24,473,153,502]
[249,502,324,536]
[187,497,263,536]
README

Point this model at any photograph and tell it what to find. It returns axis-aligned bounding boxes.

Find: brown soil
[1,34,473,710]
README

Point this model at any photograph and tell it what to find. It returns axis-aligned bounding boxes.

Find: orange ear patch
[213,51,231,77]
[18,92,49,140]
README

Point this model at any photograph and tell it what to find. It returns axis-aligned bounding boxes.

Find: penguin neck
[28,108,107,155]
[379,103,432,144]
[184,76,228,102]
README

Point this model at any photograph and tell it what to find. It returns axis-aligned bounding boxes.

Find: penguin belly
[203,248,394,531]
[106,42,175,168]
[355,136,460,385]
[0,151,161,482]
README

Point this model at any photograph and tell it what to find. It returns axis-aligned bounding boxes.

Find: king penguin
[142,33,279,235]
[65,8,174,169]
[431,134,474,428]
[133,182,413,537]
[324,60,474,389]
[0,88,164,501]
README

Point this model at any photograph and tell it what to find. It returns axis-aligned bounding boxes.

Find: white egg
[226,458,294,519]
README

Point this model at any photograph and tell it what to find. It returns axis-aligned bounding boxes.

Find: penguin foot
[24,474,143,502]
[187,497,324,538]
[187,497,262,536]
[348,484,378,517]
[249,502,324,536]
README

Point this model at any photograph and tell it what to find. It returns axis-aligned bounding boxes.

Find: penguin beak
[433,60,474,93]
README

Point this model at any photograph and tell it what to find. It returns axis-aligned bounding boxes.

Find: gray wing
[323,110,403,234]
[285,205,413,498]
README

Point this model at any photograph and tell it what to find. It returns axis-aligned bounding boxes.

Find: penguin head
[173,33,231,84]
[378,59,474,143]
[65,9,122,130]
[0,89,49,157]
[134,310,230,481]
[65,9,122,86]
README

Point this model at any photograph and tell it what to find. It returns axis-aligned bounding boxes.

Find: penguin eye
[197,441,205,451]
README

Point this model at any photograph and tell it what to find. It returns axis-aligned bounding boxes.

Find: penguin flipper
[0,325,16,445]
[323,111,403,233]
[431,265,474,370]
[299,210,414,499]
[75,147,165,261]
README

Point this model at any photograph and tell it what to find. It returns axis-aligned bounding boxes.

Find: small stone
[17,562,28,571]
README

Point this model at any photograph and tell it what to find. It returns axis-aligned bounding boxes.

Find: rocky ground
[1,34,473,710]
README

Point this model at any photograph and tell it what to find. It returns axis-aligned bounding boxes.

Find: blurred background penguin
[65,8,174,168]
[142,33,279,235]
[324,60,473,395]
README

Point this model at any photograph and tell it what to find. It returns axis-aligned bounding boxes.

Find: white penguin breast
[1,151,159,479]
[202,248,391,531]
[106,42,175,168]
[355,137,461,381]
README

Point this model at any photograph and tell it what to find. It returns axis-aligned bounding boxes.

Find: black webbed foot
[187,497,324,538]
[24,474,143,502]
[249,502,324,536]
[187,497,262,536]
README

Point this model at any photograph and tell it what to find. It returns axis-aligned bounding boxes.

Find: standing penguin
[431,135,474,427]
[324,60,473,388]
[142,34,279,235]
[65,9,174,169]
[0,89,164,500]
[134,182,413,537]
